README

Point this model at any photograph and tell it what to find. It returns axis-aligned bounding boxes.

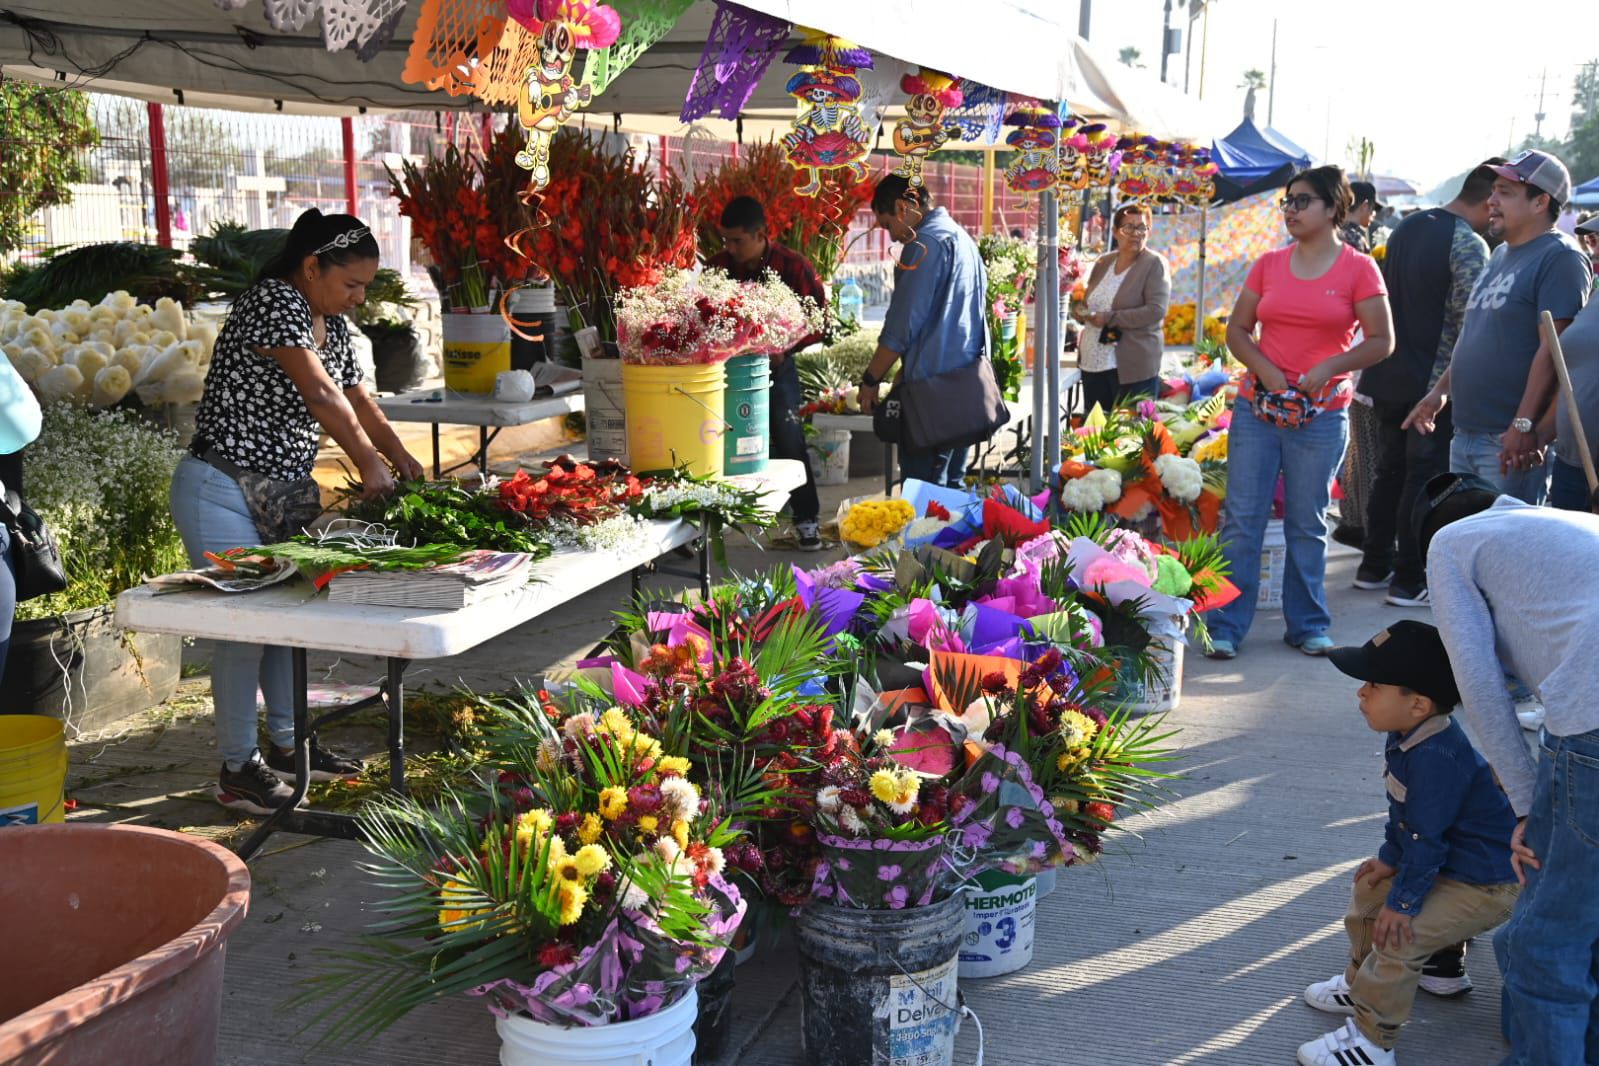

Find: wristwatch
[1511,416,1534,434]
[859,371,882,388]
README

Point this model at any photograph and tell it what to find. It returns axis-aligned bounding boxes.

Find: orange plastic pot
[0,823,251,1066]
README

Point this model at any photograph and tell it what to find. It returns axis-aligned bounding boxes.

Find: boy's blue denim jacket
[1377,714,1517,915]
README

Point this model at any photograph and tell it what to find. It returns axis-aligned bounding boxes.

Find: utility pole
[1079,0,1091,40]
[1198,3,1212,99]
[1267,19,1278,126]
[1533,67,1548,139]
[1160,0,1174,83]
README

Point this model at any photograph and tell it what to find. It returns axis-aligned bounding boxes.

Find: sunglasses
[1278,194,1323,213]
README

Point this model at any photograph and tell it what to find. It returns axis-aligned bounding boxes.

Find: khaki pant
[1345,874,1520,1049]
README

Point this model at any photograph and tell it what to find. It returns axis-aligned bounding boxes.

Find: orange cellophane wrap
[404,0,509,96]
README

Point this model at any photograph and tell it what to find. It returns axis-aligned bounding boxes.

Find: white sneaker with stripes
[1297,1019,1396,1066]
[1303,973,1357,1016]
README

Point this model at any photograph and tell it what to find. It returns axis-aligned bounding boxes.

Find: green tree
[1119,46,1145,69]
[1566,60,1599,183]
[0,80,99,256]
[1240,69,1267,122]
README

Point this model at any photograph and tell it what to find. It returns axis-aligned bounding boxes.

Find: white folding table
[375,389,586,478]
[115,461,803,860]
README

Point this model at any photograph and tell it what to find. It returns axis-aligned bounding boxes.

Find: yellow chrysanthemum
[868,767,919,813]
[638,814,660,834]
[656,755,692,777]
[574,844,610,877]
[1057,709,1100,748]
[547,835,568,864]
[599,786,629,821]
[577,812,604,845]
[515,808,554,851]
[552,856,583,883]
[872,728,896,749]
[671,819,690,850]
[597,707,636,742]
[437,876,489,932]
[557,881,587,925]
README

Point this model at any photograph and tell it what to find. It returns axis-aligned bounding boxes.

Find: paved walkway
[63,466,1514,1065]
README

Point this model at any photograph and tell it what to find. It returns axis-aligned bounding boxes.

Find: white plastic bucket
[495,988,697,1066]
[1257,518,1286,611]
[582,355,627,464]
[1119,632,1183,716]
[960,871,1037,978]
[1035,866,1058,899]
[810,428,851,486]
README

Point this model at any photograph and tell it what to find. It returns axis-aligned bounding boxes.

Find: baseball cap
[1327,620,1461,712]
[1413,471,1501,564]
[1490,149,1573,207]
[1349,180,1383,210]
[1577,213,1599,236]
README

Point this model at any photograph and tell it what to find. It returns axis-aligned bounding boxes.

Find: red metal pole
[147,102,172,248]
[658,134,669,182]
[341,116,358,217]
[480,112,495,151]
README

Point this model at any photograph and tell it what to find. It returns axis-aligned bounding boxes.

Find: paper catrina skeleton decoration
[782,32,873,196]
[509,0,622,189]
[892,68,964,188]
[1003,104,1063,193]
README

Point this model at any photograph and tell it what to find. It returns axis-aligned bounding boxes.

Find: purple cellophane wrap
[810,832,956,910]
[949,744,1074,878]
[681,0,791,122]
[470,875,746,1027]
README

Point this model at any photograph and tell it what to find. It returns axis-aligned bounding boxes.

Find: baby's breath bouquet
[19,404,186,620]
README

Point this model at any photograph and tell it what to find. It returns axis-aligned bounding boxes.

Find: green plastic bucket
[722,354,770,475]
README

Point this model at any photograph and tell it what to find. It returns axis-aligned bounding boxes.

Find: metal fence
[13,93,1045,293]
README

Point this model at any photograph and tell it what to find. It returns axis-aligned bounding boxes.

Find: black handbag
[898,356,1010,452]
[0,491,67,602]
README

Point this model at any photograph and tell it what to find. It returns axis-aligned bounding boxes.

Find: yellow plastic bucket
[442,312,511,394]
[621,362,727,477]
[0,715,67,826]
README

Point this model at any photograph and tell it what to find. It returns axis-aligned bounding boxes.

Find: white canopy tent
[2,0,1224,491]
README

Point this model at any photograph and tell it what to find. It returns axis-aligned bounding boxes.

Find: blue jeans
[1550,458,1592,512]
[0,523,14,678]
[899,445,970,489]
[1495,728,1599,1065]
[768,357,820,522]
[1450,428,1551,505]
[1211,398,1348,647]
[169,455,294,769]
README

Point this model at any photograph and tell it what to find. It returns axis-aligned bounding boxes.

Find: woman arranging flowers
[1074,202,1171,414]
[171,209,422,814]
[1207,167,1392,660]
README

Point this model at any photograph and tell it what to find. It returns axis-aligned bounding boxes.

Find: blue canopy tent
[1575,176,1599,209]
[1210,118,1315,203]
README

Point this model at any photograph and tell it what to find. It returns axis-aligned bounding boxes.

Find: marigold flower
[557,881,588,925]
[656,755,692,777]
[574,844,610,878]
[578,813,604,845]
[599,786,629,821]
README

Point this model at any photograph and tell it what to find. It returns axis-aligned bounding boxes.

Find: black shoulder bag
[0,490,67,602]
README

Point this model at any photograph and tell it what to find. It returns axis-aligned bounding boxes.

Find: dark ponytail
[257,207,381,283]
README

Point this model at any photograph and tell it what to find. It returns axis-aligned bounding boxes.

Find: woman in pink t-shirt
[1207,166,1393,659]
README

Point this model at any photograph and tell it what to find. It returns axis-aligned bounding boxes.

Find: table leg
[883,442,894,495]
[431,423,441,480]
[386,656,406,795]
[697,536,711,598]
[478,427,489,479]
[237,647,313,862]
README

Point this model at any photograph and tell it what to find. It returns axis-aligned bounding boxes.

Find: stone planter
[0,604,181,730]
[0,824,251,1066]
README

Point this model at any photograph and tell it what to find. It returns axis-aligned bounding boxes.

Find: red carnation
[1084,801,1116,824]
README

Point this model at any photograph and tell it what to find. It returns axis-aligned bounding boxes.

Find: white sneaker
[1297,1019,1395,1066]
[1417,972,1473,997]
[1515,699,1545,733]
[1304,973,1357,1016]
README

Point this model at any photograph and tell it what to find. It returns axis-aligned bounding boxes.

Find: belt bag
[0,490,67,603]
[898,357,1010,452]
[195,446,323,543]
[872,378,903,445]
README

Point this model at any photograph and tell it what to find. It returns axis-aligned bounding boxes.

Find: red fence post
[147,102,172,248]
[341,116,358,217]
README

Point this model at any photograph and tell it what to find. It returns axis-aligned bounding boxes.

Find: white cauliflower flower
[36,363,85,404]
[90,366,132,408]
[1153,454,1203,503]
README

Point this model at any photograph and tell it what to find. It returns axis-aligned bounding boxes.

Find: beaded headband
[313,226,372,256]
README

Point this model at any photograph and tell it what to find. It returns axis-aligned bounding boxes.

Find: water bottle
[837,277,864,326]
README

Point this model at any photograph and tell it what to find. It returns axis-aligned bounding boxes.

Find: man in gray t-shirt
[1405,150,1592,504]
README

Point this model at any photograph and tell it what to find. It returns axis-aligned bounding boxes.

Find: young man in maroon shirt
[708,196,827,550]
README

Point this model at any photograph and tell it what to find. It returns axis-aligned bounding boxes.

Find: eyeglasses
[1119,225,1150,235]
[1278,194,1323,213]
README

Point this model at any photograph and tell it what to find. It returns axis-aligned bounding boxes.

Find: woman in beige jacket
[1073,203,1172,414]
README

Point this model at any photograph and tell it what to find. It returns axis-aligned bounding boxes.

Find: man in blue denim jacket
[1296,621,1520,1066]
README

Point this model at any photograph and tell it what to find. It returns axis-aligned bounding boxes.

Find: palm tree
[1118,46,1145,69]
[1240,68,1267,121]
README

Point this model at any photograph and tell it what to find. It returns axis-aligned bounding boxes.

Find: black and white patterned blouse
[194,278,362,481]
